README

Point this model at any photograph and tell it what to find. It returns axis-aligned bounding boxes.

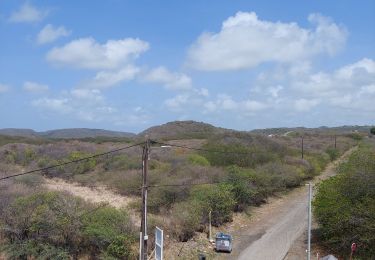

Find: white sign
[155,227,163,260]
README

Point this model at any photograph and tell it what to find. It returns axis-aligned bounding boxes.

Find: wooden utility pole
[301,136,304,159]
[140,138,150,260]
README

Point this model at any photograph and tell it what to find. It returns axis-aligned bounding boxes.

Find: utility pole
[334,135,337,149]
[307,183,312,260]
[301,136,304,159]
[140,138,150,260]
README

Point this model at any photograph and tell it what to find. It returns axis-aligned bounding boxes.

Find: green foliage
[104,235,135,259]
[346,132,363,141]
[1,191,135,259]
[201,142,277,168]
[225,166,264,210]
[188,153,210,166]
[170,200,203,242]
[325,147,339,161]
[103,155,141,171]
[371,127,375,135]
[191,184,235,226]
[68,151,96,175]
[1,241,70,260]
[313,145,375,258]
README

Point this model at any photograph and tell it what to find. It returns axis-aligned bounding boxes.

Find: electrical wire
[151,140,255,155]
[147,181,223,188]
[0,142,145,181]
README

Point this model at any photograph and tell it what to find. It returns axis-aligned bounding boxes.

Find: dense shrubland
[0,132,358,258]
[0,184,136,259]
[313,142,375,259]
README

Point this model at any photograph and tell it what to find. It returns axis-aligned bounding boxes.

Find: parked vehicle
[215,232,233,253]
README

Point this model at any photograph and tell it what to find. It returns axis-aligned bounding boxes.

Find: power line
[147,181,223,188]
[151,140,256,155]
[0,142,145,182]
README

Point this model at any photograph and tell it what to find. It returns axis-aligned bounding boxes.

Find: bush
[188,154,210,166]
[191,184,235,226]
[325,148,339,161]
[170,200,203,242]
[225,166,265,210]
[313,145,375,258]
[0,191,136,259]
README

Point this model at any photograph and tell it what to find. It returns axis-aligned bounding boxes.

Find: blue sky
[0,0,374,133]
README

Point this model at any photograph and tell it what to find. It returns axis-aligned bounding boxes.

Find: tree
[370,127,375,135]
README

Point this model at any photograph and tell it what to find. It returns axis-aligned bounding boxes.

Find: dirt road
[223,147,356,260]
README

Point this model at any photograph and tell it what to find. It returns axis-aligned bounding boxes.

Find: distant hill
[250,125,372,135]
[138,120,231,140]
[0,128,38,138]
[0,128,135,139]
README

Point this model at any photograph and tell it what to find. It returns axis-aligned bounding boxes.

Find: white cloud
[268,85,283,98]
[32,87,148,125]
[37,24,71,45]
[243,100,268,112]
[294,58,375,98]
[9,3,48,23]
[70,88,103,101]
[143,66,192,90]
[164,94,190,110]
[294,98,320,112]
[47,37,149,69]
[32,98,71,114]
[188,12,347,71]
[23,81,49,93]
[0,83,10,93]
[90,65,140,88]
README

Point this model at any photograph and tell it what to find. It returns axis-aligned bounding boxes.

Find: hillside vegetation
[0,122,362,259]
[313,141,375,259]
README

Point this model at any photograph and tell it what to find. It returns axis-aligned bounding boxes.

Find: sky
[0,0,374,133]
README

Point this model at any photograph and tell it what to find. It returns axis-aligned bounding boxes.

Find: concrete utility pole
[140,138,150,260]
[307,183,312,260]
[301,136,304,159]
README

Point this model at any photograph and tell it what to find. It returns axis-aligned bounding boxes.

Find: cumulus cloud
[203,94,268,114]
[294,58,375,98]
[37,24,71,45]
[143,66,192,90]
[32,87,148,125]
[0,83,10,93]
[9,2,48,23]
[90,65,140,88]
[294,98,320,112]
[23,81,49,93]
[46,37,149,69]
[188,12,347,71]
[32,98,71,114]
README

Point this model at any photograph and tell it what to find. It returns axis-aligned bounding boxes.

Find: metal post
[334,135,337,149]
[141,139,150,260]
[209,210,212,242]
[307,183,312,260]
[301,136,304,159]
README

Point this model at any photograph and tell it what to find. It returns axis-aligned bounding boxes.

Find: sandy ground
[44,177,136,209]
